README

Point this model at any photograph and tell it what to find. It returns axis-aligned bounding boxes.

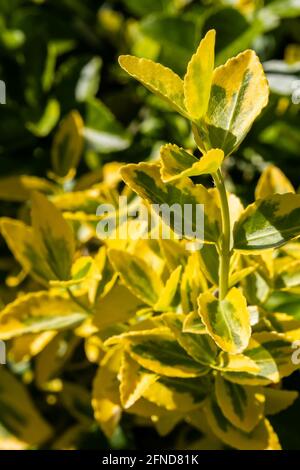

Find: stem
[213,169,231,300]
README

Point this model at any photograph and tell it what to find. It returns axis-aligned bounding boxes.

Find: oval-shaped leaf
[184,29,215,121]
[118,55,187,117]
[234,193,300,251]
[198,287,251,354]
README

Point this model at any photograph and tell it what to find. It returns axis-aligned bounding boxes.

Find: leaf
[127,330,208,378]
[31,192,75,280]
[118,55,187,117]
[0,175,56,202]
[51,110,84,177]
[222,337,280,386]
[27,99,60,137]
[215,351,260,375]
[142,376,210,412]
[198,287,251,354]
[92,347,122,438]
[1,218,56,284]
[92,284,142,331]
[160,145,224,183]
[181,253,208,313]
[154,266,182,312]
[252,331,299,379]
[263,388,298,415]
[184,29,215,122]
[234,193,300,251]
[183,311,207,335]
[84,98,130,153]
[163,313,218,366]
[0,367,53,446]
[0,292,87,340]
[201,49,269,155]
[255,165,295,200]
[108,249,163,306]
[215,375,265,432]
[205,396,281,450]
[119,352,157,409]
[121,162,221,243]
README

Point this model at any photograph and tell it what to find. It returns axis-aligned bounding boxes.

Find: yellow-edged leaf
[205,395,281,450]
[119,352,157,409]
[215,374,265,432]
[108,249,163,306]
[184,29,215,121]
[118,55,187,117]
[203,49,269,155]
[31,192,75,280]
[263,388,298,415]
[198,287,251,354]
[0,291,87,340]
[51,110,84,177]
[160,145,224,182]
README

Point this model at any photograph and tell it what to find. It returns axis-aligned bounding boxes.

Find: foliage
[0,0,300,451]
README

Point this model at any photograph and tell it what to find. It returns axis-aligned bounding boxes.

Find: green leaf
[198,287,251,354]
[51,110,84,177]
[108,249,163,306]
[119,352,157,409]
[215,374,265,432]
[84,98,131,153]
[118,55,187,117]
[0,218,56,284]
[127,330,209,378]
[160,145,224,182]
[199,49,269,155]
[0,291,87,340]
[205,395,281,450]
[31,192,75,280]
[234,193,300,251]
[163,313,218,366]
[222,336,280,386]
[121,162,221,243]
[154,266,182,312]
[184,30,215,122]
[143,376,210,412]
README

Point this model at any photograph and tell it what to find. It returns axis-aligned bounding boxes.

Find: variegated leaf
[0,292,87,340]
[31,192,75,280]
[160,145,224,182]
[163,313,218,366]
[118,55,187,117]
[108,249,163,306]
[119,352,157,409]
[51,110,84,177]
[198,287,251,354]
[234,193,300,251]
[121,162,221,244]
[127,330,208,378]
[205,396,281,450]
[215,374,265,432]
[198,50,269,155]
[184,29,216,122]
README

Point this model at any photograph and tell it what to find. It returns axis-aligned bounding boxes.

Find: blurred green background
[0,0,299,203]
[0,0,300,449]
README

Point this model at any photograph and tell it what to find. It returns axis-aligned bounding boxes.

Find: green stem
[213,169,231,300]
